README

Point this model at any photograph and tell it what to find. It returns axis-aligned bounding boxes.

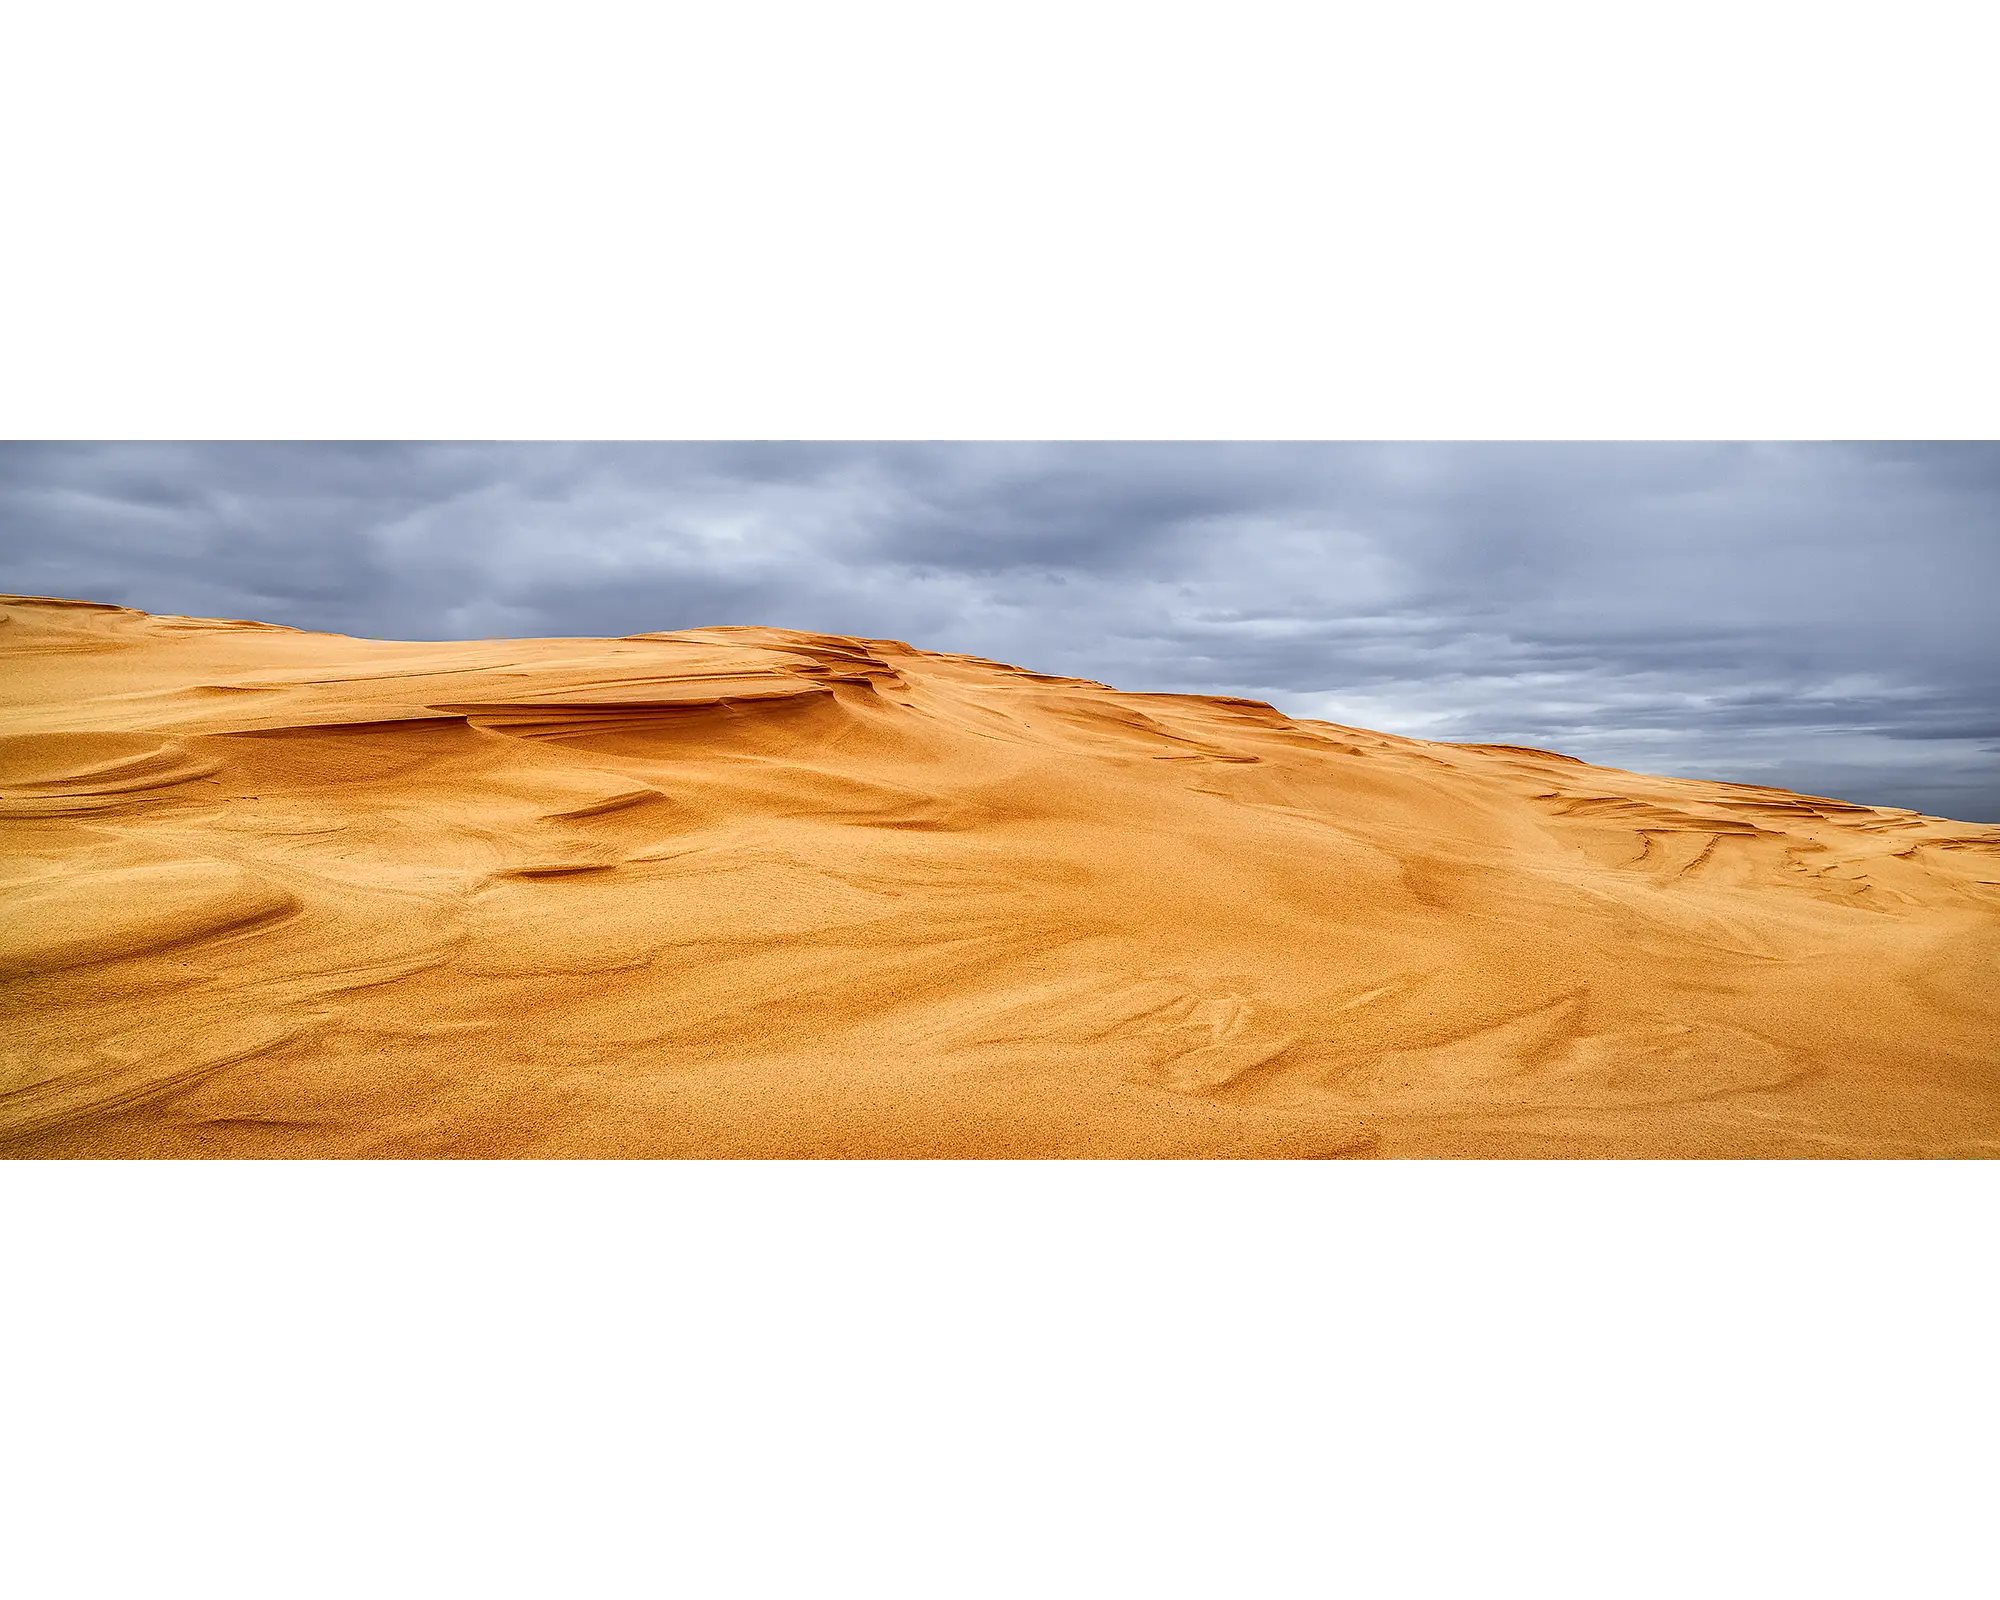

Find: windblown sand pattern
[4,593,1996,1158]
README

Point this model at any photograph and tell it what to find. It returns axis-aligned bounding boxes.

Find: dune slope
[3,593,1997,1158]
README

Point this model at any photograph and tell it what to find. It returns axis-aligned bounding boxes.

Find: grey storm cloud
[2,441,1996,821]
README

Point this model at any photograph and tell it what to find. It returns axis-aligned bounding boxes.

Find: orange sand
[3,593,1996,1158]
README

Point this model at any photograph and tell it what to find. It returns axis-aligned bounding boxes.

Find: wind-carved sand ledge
[3,591,1996,1158]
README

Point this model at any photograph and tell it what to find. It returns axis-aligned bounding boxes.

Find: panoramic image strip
[3,443,1995,1158]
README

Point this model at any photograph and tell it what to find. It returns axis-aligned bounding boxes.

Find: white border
[6,1161,1996,1596]
[2,3,1994,438]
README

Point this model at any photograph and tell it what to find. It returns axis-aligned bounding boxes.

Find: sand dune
[3,592,1996,1158]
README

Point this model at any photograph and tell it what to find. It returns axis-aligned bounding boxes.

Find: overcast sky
[2,441,1995,821]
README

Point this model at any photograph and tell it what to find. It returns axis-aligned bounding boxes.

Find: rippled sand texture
[4,593,1997,1158]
